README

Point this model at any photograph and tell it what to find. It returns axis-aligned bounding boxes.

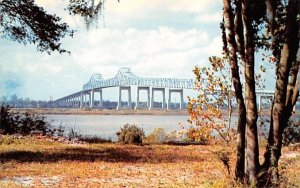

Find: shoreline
[13,108,189,116]
[12,108,300,117]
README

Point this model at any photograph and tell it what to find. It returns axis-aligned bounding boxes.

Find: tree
[0,0,73,54]
[220,0,299,185]
[262,0,299,184]
[187,55,237,143]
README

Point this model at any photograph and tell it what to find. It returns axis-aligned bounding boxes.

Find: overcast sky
[1,1,228,101]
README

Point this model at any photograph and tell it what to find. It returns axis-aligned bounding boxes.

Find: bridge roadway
[55,68,193,110]
[55,67,298,111]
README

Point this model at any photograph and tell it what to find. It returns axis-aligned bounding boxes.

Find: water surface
[45,115,189,139]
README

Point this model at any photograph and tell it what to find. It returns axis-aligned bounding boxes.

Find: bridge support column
[80,92,83,108]
[66,98,70,108]
[98,89,103,108]
[135,87,150,110]
[86,93,91,108]
[150,88,165,110]
[83,94,86,108]
[76,95,80,108]
[90,90,94,108]
[71,97,74,108]
[168,89,184,110]
[117,86,132,110]
[258,94,261,111]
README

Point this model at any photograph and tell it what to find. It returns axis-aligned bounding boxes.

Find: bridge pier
[117,86,132,110]
[257,94,274,111]
[150,88,166,110]
[98,89,103,108]
[76,95,80,108]
[168,89,184,110]
[80,92,83,108]
[90,89,94,108]
[135,86,150,110]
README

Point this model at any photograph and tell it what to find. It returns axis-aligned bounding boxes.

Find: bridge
[55,67,194,110]
[54,67,299,111]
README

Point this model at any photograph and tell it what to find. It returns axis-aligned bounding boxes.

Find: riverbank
[12,107,300,117]
[12,108,189,116]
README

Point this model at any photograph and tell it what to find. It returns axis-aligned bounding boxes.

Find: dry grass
[0,136,299,187]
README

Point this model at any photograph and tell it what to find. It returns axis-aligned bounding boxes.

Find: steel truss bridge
[55,67,298,111]
[55,67,194,110]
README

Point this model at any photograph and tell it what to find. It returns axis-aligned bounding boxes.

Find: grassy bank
[0,136,299,187]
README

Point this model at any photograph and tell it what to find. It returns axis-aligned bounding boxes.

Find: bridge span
[55,67,297,111]
[55,68,194,110]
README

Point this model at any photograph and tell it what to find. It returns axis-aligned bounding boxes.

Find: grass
[0,136,299,187]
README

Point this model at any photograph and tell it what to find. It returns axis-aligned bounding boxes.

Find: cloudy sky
[0,0,225,101]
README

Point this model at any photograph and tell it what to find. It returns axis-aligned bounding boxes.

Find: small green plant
[116,124,145,144]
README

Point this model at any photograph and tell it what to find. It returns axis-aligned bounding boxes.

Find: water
[45,115,190,139]
[45,114,300,140]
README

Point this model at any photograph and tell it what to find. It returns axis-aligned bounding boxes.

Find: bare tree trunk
[241,0,259,184]
[223,0,247,182]
[268,0,299,184]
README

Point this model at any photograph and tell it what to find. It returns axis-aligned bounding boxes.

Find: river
[45,114,300,140]
[45,115,190,140]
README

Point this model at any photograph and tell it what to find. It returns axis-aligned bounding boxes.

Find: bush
[116,124,145,144]
[185,126,212,144]
[0,105,53,136]
[282,124,300,146]
[143,128,167,144]
[67,126,112,143]
[78,135,112,144]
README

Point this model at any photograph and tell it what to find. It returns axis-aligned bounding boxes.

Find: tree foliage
[67,0,105,29]
[0,0,73,54]
[187,55,236,143]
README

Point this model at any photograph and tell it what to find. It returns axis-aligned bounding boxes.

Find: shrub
[116,124,144,144]
[0,105,53,136]
[185,126,212,144]
[143,128,167,144]
[282,123,300,146]
[78,135,112,144]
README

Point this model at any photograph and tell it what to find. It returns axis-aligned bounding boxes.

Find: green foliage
[116,124,145,144]
[143,128,167,144]
[0,105,53,135]
[0,0,73,54]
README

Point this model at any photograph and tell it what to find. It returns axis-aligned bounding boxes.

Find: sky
[1,0,227,101]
